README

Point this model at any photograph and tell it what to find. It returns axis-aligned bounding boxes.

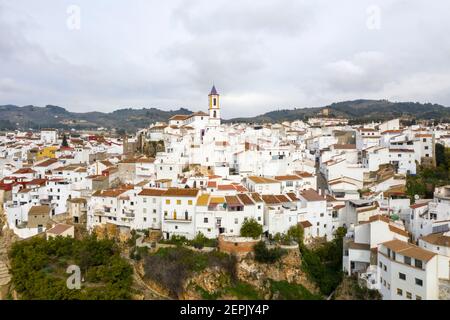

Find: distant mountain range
[1,100,449,132]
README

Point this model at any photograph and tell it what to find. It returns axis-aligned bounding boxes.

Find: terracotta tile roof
[410,202,429,209]
[35,158,58,167]
[138,188,166,197]
[294,171,314,178]
[207,181,217,188]
[47,224,73,235]
[274,175,302,181]
[299,220,312,228]
[234,185,248,192]
[275,195,290,203]
[286,192,299,201]
[163,188,199,197]
[217,185,235,191]
[369,214,390,223]
[248,176,280,184]
[237,193,254,205]
[169,115,190,121]
[261,195,281,204]
[93,189,128,197]
[381,130,403,134]
[421,232,450,247]
[415,134,432,138]
[348,241,370,250]
[250,193,263,202]
[225,196,242,206]
[68,198,87,204]
[26,179,47,186]
[381,239,436,262]
[388,225,409,237]
[29,205,50,215]
[332,144,356,150]
[13,168,36,174]
[300,189,324,202]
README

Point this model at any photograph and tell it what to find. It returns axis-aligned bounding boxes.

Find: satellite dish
[414,194,420,200]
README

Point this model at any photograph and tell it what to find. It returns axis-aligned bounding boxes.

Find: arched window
[213,98,217,106]
[213,110,217,118]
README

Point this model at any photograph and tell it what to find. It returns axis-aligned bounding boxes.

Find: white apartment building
[378,239,449,300]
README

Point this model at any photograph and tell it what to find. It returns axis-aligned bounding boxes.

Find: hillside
[1,100,449,131]
[0,104,193,132]
[228,100,450,123]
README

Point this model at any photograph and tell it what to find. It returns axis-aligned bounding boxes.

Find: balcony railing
[164,215,192,222]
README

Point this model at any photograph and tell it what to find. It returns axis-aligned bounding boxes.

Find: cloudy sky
[1,0,450,118]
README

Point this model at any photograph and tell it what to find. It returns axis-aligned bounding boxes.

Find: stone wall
[218,235,259,255]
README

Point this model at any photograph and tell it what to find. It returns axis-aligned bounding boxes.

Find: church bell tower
[208,85,221,126]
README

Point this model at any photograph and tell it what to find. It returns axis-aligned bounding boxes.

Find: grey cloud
[1,1,450,117]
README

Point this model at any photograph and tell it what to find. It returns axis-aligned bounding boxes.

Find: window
[153,209,156,214]
[399,273,406,280]
[379,262,382,268]
[406,292,412,299]
[404,256,411,265]
[143,198,147,203]
[143,217,147,222]
[166,199,170,205]
[415,278,423,286]
[177,200,181,205]
[397,288,403,296]
[204,217,208,223]
[234,218,238,224]
[415,260,423,269]
[383,265,387,271]
[143,208,147,214]
[188,200,193,205]
[416,295,422,300]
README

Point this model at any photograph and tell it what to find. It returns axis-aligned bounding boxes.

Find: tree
[240,218,263,239]
[286,225,304,245]
[253,241,286,263]
[61,134,69,147]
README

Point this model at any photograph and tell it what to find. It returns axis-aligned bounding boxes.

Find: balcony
[164,214,192,223]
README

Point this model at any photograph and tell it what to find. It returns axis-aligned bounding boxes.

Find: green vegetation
[190,232,218,249]
[159,233,217,248]
[61,134,69,147]
[146,140,165,157]
[253,241,287,264]
[143,247,236,298]
[129,246,149,261]
[272,225,304,245]
[223,281,261,299]
[300,227,346,296]
[269,280,322,300]
[240,218,263,239]
[406,143,450,201]
[9,236,133,300]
